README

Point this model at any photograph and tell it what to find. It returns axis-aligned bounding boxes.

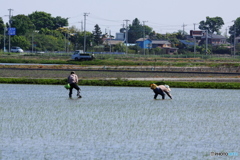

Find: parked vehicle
[10,46,24,53]
[71,50,94,60]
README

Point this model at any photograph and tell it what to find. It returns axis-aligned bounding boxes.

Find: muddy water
[0,84,239,159]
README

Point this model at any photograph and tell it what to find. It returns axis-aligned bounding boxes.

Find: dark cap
[71,71,75,74]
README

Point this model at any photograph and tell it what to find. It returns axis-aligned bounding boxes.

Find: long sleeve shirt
[67,74,79,84]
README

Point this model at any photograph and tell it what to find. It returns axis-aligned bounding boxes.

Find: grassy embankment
[0,53,239,89]
[0,77,239,89]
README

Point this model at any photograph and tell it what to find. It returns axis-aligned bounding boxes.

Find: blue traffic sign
[8,28,16,35]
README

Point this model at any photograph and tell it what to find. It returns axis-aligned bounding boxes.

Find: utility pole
[123,19,130,54]
[233,20,236,57]
[182,23,187,35]
[193,23,198,56]
[205,30,208,55]
[143,21,148,55]
[8,9,13,52]
[3,25,6,52]
[83,13,90,52]
[193,23,199,30]
[225,28,228,38]
[228,26,233,55]
[109,29,112,52]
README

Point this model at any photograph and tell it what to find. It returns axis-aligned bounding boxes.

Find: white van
[11,46,24,53]
[71,50,94,60]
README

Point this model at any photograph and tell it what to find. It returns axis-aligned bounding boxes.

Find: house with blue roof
[136,38,178,54]
[136,38,152,49]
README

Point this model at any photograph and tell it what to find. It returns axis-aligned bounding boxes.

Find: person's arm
[75,74,79,83]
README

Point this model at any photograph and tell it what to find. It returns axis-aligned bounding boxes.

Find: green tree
[11,14,35,35]
[53,16,69,29]
[0,17,5,35]
[92,24,102,45]
[11,35,30,49]
[199,16,224,34]
[28,11,54,30]
[77,31,93,51]
[128,18,142,43]
[228,17,240,44]
[33,33,64,51]
[114,42,125,52]
[0,17,5,49]
[28,11,68,30]
[144,25,153,37]
[174,30,187,40]
[127,18,153,43]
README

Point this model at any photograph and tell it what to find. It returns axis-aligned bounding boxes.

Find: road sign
[8,28,16,35]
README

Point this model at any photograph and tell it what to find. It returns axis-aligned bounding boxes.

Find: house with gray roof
[103,39,124,46]
[235,37,240,44]
[201,34,227,45]
[151,40,171,48]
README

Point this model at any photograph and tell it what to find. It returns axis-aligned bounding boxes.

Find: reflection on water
[0,84,240,159]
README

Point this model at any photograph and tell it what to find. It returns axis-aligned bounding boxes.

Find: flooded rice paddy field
[0,84,239,160]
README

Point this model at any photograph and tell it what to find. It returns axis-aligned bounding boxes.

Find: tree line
[0,11,239,54]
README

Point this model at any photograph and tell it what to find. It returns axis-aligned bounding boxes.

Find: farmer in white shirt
[67,71,81,98]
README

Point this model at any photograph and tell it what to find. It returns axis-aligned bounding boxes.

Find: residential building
[201,34,227,45]
[136,38,178,54]
[103,39,124,46]
[136,38,152,49]
[235,37,240,44]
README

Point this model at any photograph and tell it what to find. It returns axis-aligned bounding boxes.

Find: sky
[0,0,239,37]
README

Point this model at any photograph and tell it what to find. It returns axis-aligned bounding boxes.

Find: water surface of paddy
[0,84,239,159]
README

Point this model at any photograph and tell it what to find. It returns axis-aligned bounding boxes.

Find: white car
[11,46,24,53]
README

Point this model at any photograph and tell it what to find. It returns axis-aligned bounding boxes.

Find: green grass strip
[0,78,239,89]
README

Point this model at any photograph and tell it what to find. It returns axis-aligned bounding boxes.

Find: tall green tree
[0,17,5,49]
[28,11,54,30]
[228,17,240,43]
[28,11,68,30]
[128,18,142,43]
[53,16,69,29]
[199,16,224,34]
[0,17,5,35]
[128,18,152,43]
[92,24,102,45]
[11,14,35,35]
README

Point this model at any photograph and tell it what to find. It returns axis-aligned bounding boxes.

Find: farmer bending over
[150,84,172,100]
